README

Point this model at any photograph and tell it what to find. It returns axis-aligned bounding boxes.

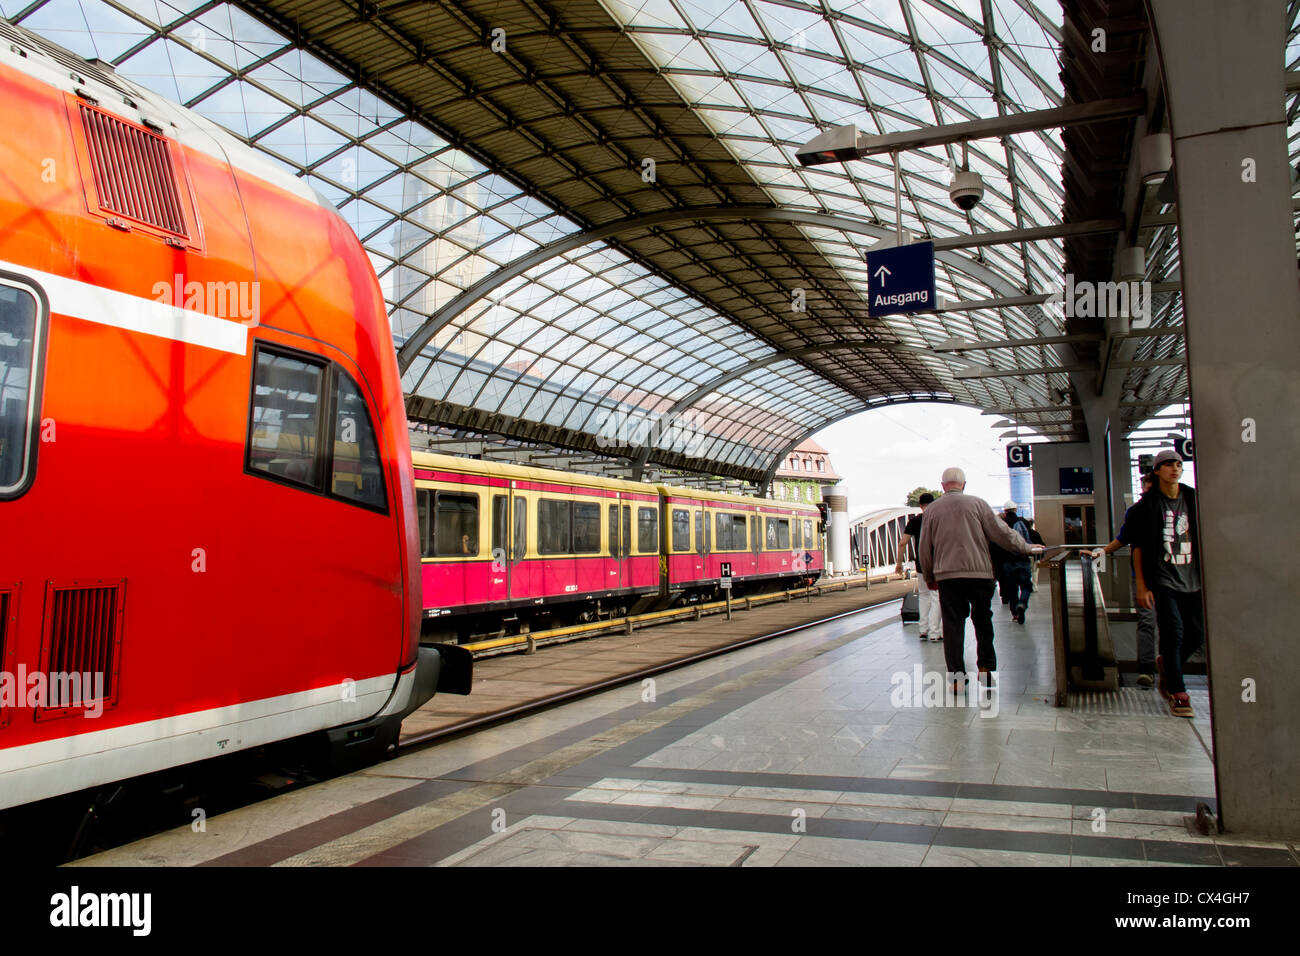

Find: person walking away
[895,493,942,641]
[999,501,1034,624]
[1128,450,1204,717]
[1086,472,1158,687]
[919,468,1043,689]
[1024,518,1046,592]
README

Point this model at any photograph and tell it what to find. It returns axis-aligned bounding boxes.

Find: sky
[810,402,1194,520]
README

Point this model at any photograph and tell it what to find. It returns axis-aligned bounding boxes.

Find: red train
[412,452,825,642]
[0,25,467,812]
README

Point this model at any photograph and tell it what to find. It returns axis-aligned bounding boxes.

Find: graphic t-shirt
[903,514,923,572]
[1155,491,1200,592]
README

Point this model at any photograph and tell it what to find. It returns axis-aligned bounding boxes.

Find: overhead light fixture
[1140,133,1173,185]
[795,124,862,166]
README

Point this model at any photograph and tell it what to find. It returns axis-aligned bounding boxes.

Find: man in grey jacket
[919,467,1043,685]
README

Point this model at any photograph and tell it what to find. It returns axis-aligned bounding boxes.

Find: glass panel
[766,517,790,550]
[608,503,618,554]
[638,506,658,553]
[248,349,321,486]
[574,501,600,553]
[416,488,432,557]
[694,510,703,555]
[792,516,802,549]
[671,508,690,552]
[622,505,631,557]
[804,519,814,548]
[434,492,479,555]
[330,369,386,509]
[539,498,571,554]
[492,494,507,558]
[0,283,38,494]
[513,496,526,559]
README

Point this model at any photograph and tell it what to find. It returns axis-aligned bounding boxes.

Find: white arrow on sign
[874,265,891,285]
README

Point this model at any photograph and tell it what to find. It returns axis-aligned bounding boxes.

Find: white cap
[1002,500,1019,511]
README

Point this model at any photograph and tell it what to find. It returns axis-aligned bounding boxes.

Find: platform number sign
[720,562,732,589]
[1173,436,1194,462]
[1006,443,1031,468]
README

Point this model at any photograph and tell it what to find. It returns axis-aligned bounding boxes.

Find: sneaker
[929,632,943,642]
[1170,693,1194,718]
[1156,655,1170,699]
[1136,673,1155,688]
[919,631,929,640]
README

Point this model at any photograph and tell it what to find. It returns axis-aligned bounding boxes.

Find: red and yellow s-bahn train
[411,452,825,642]
[0,24,469,812]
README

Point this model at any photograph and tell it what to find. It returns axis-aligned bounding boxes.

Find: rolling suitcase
[900,583,920,622]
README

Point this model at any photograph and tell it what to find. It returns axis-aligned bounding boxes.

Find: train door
[510,483,527,599]
[693,507,704,582]
[621,500,632,588]
[607,499,620,591]
[491,490,510,600]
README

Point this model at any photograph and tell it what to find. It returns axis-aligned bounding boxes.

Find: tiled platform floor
[76,587,1298,867]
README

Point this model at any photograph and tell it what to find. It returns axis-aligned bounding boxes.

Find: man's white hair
[941,466,965,485]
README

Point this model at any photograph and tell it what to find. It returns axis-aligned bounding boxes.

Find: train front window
[0,281,41,498]
[434,492,479,555]
[248,349,322,487]
[330,370,386,509]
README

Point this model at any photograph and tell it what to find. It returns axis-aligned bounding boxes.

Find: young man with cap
[1087,472,1158,687]
[896,493,942,641]
[1127,450,1204,717]
[919,468,1043,688]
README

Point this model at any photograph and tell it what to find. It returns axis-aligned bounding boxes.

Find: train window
[608,504,618,555]
[330,369,386,509]
[766,517,790,550]
[513,496,526,560]
[0,280,43,498]
[716,513,746,551]
[538,498,571,554]
[671,508,690,552]
[622,505,631,558]
[574,502,600,553]
[792,517,802,549]
[804,519,814,549]
[416,489,432,557]
[694,510,703,555]
[638,507,658,553]
[434,492,479,555]
[248,348,323,488]
[751,515,760,554]
[492,495,508,560]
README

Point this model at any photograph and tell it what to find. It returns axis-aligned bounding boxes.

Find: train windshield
[0,282,40,496]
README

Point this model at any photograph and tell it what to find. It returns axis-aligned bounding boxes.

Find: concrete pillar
[823,485,850,575]
[1147,0,1300,837]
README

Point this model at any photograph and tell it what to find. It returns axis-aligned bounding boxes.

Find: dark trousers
[1153,588,1205,695]
[938,578,997,675]
[1009,562,1033,612]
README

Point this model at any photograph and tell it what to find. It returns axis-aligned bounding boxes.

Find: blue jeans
[1153,588,1205,695]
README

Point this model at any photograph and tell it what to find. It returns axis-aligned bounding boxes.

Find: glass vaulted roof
[6,0,1296,481]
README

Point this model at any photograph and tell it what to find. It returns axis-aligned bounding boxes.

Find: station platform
[75,586,1297,867]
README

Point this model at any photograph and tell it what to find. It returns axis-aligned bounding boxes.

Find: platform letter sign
[1006,443,1031,468]
[1173,436,1194,462]
[720,561,732,589]
[866,241,936,317]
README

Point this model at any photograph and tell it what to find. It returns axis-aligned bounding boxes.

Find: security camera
[949,170,985,211]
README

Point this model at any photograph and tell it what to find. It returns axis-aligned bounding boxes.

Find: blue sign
[866,240,936,317]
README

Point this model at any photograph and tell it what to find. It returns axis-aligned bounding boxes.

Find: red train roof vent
[36,581,125,720]
[78,103,188,238]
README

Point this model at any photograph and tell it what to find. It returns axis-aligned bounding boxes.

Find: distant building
[1008,467,1034,519]
[772,439,841,504]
